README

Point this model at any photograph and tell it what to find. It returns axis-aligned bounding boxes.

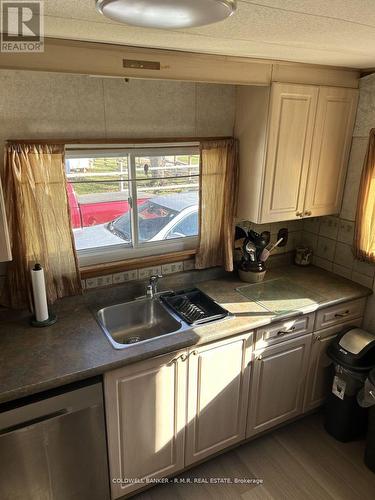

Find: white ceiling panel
[20,1,375,68]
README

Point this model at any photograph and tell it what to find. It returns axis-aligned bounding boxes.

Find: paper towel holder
[30,262,57,327]
[30,313,57,328]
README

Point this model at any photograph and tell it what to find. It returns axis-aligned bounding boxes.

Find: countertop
[0,265,372,405]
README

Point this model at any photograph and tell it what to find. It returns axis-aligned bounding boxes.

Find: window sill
[80,249,196,279]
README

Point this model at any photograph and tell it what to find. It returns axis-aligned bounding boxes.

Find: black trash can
[324,327,375,442]
[358,368,375,472]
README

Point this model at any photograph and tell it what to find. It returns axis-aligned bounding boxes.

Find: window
[65,144,200,266]
[354,129,375,263]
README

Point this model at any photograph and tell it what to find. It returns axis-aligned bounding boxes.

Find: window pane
[135,153,199,179]
[66,156,129,182]
[67,181,132,251]
[135,180,199,243]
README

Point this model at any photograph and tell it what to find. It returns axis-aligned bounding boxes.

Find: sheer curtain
[1,143,82,309]
[195,138,239,272]
[354,129,375,264]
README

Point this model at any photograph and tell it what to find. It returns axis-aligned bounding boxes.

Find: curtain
[1,143,82,309]
[195,138,239,272]
[354,129,375,264]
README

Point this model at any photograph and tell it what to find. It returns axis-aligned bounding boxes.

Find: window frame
[65,142,200,267]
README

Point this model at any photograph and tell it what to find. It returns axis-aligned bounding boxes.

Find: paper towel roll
[31,263,49,322]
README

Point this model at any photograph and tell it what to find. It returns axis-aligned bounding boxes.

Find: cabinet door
[304,318,362,412]
[247,334,312,438]
[104,351,187,499]
[185,333,252,466]
[261,83,318,222]
[304,86,359,217]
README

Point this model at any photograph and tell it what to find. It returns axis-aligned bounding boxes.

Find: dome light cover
[96,0,237,29]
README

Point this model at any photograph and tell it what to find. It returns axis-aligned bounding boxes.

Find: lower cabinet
[104,350,187,499]
[104,333,252,499]
[303,318,362,412]
[103,302,364,498]
[246,334,312,438]
[185,333,252,466]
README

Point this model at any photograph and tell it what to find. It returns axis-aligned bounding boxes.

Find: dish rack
[160,288,230,326]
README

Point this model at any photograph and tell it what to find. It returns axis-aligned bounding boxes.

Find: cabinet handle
[313,334,321,342]
[256,354,263,361]
[370,391,375,400]
[334,310,350,318]
[296,211,303,217]
[304,210,312,216]
[192,350,198,356]
[172,353,187,364]
[277,326,296,336]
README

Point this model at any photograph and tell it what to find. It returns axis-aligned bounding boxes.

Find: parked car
[73,192,199,250]
[67,183,147,229]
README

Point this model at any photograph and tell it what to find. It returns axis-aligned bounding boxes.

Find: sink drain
[124,336,142,344]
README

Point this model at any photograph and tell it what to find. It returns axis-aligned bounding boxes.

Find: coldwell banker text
[1,0,44,52]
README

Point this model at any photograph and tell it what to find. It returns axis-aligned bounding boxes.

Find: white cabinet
[304,87,359,216]
[104,332,252,498]
[246,334,312,438]
[235,83,358,223]
[261,84,318,222]
[0,179,11,262]
[185,333,252,466]
[104,350,187,499]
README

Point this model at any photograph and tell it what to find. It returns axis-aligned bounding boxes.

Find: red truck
[67,183,147,229]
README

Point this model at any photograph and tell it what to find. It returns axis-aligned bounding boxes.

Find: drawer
[255,313,314,347]
[314,298,366,331]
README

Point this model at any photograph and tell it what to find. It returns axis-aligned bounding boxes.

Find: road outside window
[65,146,200,263]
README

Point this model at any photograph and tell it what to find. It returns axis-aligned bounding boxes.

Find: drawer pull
[277,326,296,336]
[192,350,198,356]
[313,334,321,342]
[334,310,350,318]
[256,355,263,361]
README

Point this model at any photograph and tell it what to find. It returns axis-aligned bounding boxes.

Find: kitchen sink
[96,297,187,349]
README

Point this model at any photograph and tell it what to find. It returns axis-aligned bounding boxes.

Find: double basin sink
[97,295,190,349]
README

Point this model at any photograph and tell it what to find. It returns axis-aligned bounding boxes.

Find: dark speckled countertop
[0,265,371,404]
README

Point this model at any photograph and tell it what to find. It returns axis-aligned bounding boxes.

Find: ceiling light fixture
[96,0,237,29]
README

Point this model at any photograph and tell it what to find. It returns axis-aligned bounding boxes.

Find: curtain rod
[6,136,233,145]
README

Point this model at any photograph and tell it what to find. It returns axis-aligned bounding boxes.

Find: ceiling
[41,0,375,69]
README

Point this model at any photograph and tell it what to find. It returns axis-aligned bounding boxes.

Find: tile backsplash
[81,260,195,290]
[301,216,375,289]
[236,219,304,257]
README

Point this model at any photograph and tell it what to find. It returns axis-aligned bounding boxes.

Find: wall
[0,69,236,288]
[301,73,375,331]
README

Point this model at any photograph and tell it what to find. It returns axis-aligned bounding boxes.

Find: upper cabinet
[0,178,11,262]
[235,83,358,223]
[304,87,359,217]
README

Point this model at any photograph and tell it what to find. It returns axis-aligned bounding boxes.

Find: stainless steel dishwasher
[0,380,110,500]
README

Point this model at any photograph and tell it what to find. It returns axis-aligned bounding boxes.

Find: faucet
[146,275,162,298]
